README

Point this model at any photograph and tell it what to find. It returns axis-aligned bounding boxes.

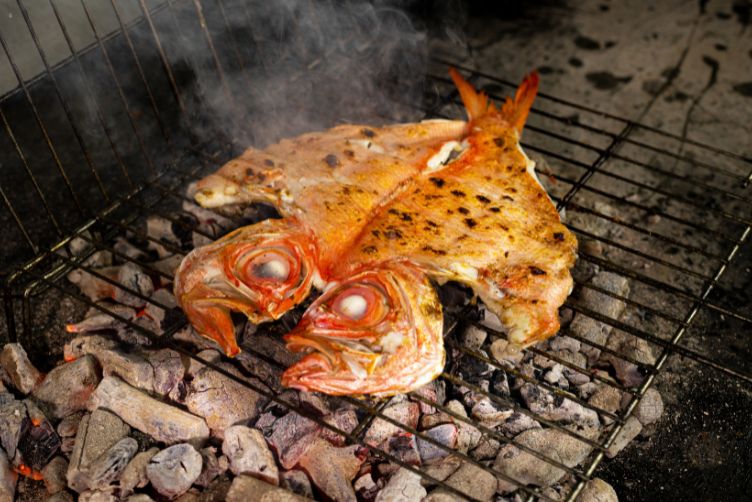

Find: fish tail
[449,67,495,121]
[501,71,539,133]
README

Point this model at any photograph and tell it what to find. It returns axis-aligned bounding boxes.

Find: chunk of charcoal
[376,467,426,501]
[77,489,117,502]
[411,380,446,415]
[66,409,130,493]
[0,343,43,394]
[185,364,265,438]
[520,383,600,428]
[364,400,419,446]
[145,349,184,397]
[226,474,309,502]
[297,438,365,502]
[494,428,592,490]
[605,416,642,458]
[87,437,138,490]
[422,454,462,488]
[630,388,664,425]
[0,448,15,502]
[119,447,158,497]
[0,395,28,459]
[222,425,278,485]
[444,400,481,453]
[57,412,85,439]
[432,461,496,501]
[32,355,100,419]
[577,478,618,502]
[88,376,209,445]
[41,456,68,494]
[281,469,313,498]
[499,411,541,437]
[195,447,227,488]
[470,436,500,460]
[460,325,487,350]
[146,444,203,499]
[321,408,358,446]
[587,384,623,425]
[417,424,458,464]
[17,412,61,471]
[384,433,420,465]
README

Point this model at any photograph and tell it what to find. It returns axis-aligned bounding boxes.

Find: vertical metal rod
[109,0,171,144]
[16,0,110,201]
[215,0,248,71]
[136,0,186,113]
[0,32,86,216]
[0,109,62,235]
[47,0,133,188]
[191,0,234,104]
[77,0,157,173]
[0,184,37,253]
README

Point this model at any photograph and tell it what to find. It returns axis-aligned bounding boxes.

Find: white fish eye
[253,258,290,280]
[338,294,368,320]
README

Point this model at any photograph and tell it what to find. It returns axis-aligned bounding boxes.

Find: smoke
[161,0,434,147]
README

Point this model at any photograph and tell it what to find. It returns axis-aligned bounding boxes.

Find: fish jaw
[174,218,317,356]
[281,261,444,396]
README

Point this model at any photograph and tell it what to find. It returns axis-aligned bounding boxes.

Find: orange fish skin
[174,218,318,356]
[281,260,444,396]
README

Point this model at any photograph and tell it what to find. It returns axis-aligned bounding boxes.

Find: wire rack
[2,1,752,501]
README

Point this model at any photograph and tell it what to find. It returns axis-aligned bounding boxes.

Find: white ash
[86,437,138,491]
[78,489,117,502]
[417,424,458,464]
[41,456,68,494]
[605,416,642,458]
[146,444,203,499]
[499,411,542,437]
[281,469,314,499]
[520,383,600,428]
[226,474,308,502]
[119,447,158,497]
[431,461,497,502]
[630,387,664,425]
[576,478,618,502]
[364,400,419,446]
[0,446,16,502]
[32,356,100,420]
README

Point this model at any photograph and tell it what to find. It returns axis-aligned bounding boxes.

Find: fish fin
[449,67,495,121]
[500,71,539,133]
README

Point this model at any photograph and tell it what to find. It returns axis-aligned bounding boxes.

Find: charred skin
[282,261,444,396]
[174,218,317,356]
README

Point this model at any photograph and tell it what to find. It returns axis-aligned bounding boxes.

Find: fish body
[176,69,577,395]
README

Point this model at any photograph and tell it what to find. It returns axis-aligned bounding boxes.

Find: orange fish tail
[501,71,539,132]
[449,67,495,121]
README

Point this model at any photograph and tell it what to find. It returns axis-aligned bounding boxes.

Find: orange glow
[65,324,77,333]
[63,354,77,363]
[30,417,42,427]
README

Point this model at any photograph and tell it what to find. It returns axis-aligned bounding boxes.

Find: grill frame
[1,2,751,501]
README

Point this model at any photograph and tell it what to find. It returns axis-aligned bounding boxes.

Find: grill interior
[2,1,751,501]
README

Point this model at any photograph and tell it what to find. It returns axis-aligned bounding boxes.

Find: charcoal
[113,237,149,260]
[151,255,184,277]
[41,456,68,494]
[605,416,642,458]
[32,356,100,420]
[499,412,541,437]
[16,409,61,471]
[68,263,154,308]
[174,491,200,502]
[185,364,265,438]
[88,376,209,444]
[460,324,488,350]
[478,305,504,332]
[602,331,655,387]
[0,343,43,394]
[549,335,581,353]
[353,472,377,498]
[444,400,481,453]
[145,349,184,397]
[630,388,664,425]
[280,469,313,498]
[422,491,458,502]
[471,396,513,427]
[411,380,446,415]
[494,428,592,490]
[0,446,16,502]
[143,290,178,324]
[570,272,630,364]
[87,437,138,490]
[375,467,426,502]
[544,364,567,387]
[417,424,458,464]
[384,433,420,465]
[491,371,511,397]
[78,490,117,502]
[146,216,181,258]
[222,425,278,485]
[321,408,358,446]
[234,351,284,393]
[520,383,600,428]
[432,461,496,502]
[185,349,222,378]
[254,412,277,436]
[577,478,618,502]
[364,400,419,446]
[146,444,203,499]
[67,410,130,493]
[0,395,28,459]
[471,436,501,460]
[46,492,75,502]
[587,384,623,425]
[126,495,155,502]
[298,439,365,502]
[119,447,158,497]
[420,455,462,487]
[77,347,155,394]
[195,447,227,488]
[226,474,308,502]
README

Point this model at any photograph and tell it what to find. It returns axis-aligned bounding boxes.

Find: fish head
[174,218,317,356]
[282,261,444,396]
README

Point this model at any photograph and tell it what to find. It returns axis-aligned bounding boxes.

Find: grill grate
[2,2,751,501]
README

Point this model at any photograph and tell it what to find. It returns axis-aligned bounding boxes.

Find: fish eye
[251,253,290,281]
[331,284,386,323]
[234,247,298,286]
